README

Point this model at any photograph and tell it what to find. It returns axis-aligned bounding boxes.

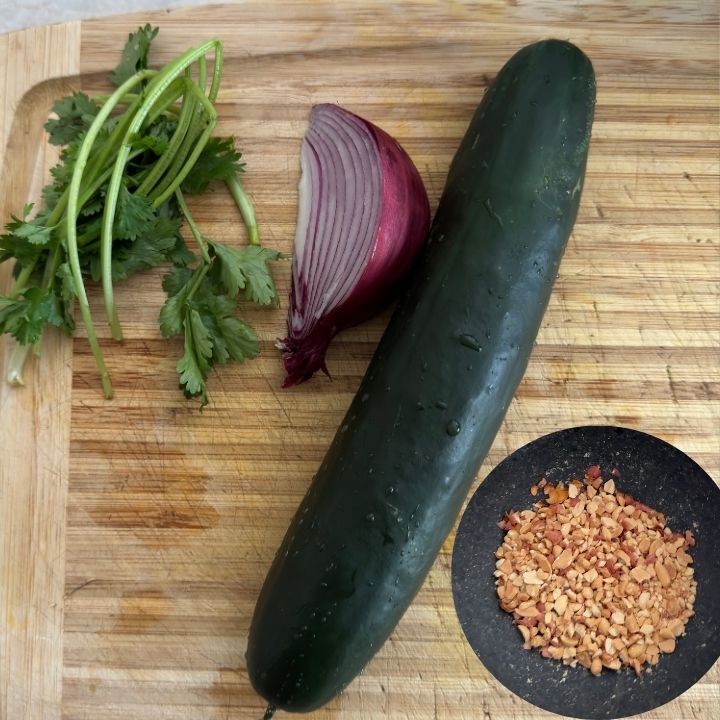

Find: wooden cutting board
[1,2,718,719]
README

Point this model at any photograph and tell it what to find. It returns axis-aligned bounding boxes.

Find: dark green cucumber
[248,39,595,713]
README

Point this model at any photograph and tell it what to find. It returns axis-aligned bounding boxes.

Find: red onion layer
[278,103,430,387]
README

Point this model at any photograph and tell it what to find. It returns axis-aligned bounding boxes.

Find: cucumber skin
[248,39,596,713]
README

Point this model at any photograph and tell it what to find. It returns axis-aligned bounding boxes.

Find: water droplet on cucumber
[446,420,462,436]
[458,333,482,352]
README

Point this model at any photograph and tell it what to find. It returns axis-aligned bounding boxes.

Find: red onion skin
[280,108,430,387]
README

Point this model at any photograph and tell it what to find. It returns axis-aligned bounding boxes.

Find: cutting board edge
[0,19,80,720]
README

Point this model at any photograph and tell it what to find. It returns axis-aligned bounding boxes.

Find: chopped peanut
[494,466,696,676]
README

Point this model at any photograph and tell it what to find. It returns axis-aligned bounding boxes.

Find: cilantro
[209,240,282,304]
[215,315,259,364]
[177,309,213,404]
[50,137,84,186]
[232,246,282,305]
[0,208,53,265]
[41,182,63,212]
[161,265,194,297]
[208,241,246,296]
[114,183,156,240]
[132,117,178,156]
[110,24,159,87]
[167,234,196,267]
[158,292,188,340]
[159,238,269,405]
[11,216,54,246]
[56,263,77,302]
[80,193,105,217]
[0,25,278,404]
[182,137,244,194]
[0,289,54,344]
[112,216,181,281]
[133,133,170,156]
[45,93,100,146]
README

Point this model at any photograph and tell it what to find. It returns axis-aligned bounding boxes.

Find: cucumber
[248,39,596,714]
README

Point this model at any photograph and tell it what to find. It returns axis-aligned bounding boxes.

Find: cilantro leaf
[217,315,259,363]
[209,241,246,297]
[162,265,194,298]
[80,193,104,217]
[0,288,53,344]
[188,289,234,364]
[53,270,77,335]
[190,283,259,365]
[188,309,213,367]
[209,240,282,305]
[182,137,244,194]
[110,24,159,87]
[45,93,100,146]
[56,263,77,302]
[49,159,72,188]
[159,267,196,338]
[0,209,53,265]
[238,246,283,305]
[167,234,195,267]
[12,216,54,245]
[41,182,64,212]
[114,183,156,240]
[159,291,189,339]
[132,117,178,157]
[49,136,85,187]
[176,308,213,406]
[47,290,75,335]
[2,247,46,279]
[108,215,181,281]
[89,203,182,286]
[133,133,170,156]
[159,259,263,405]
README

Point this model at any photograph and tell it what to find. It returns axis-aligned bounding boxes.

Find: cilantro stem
[197,55,208,94]
[136,79,195,197]
[100,40,221,342]
[78,148,146,211]
[7,341,31,387]
[174,189,210,264]
[66,71,155,398]
[149,83,218,207]
[186,262,210,302]
[226,174,259,246]
[143,77,188,128]
[206,41,223,103]
[7,242,60,382]
[151,112,216,206]
[149,116,202,202]
[9,262,37,298]
[82,74,160,191]
[40,245,61,287]
[92,92,182,115]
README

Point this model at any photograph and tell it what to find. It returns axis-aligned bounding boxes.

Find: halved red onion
[277,103,430,387]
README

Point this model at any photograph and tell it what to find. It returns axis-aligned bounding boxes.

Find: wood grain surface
[1,2,718,719]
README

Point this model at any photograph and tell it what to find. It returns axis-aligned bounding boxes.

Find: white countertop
[0,0,213,34]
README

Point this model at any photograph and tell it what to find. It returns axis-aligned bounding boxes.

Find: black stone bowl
[451,425,720,719]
